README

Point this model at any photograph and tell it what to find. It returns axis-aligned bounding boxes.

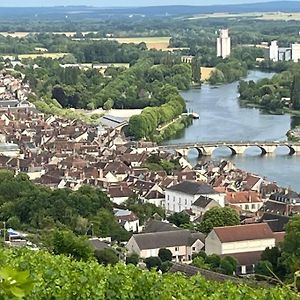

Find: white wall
[165,190,225,213]
[205,230,276,256]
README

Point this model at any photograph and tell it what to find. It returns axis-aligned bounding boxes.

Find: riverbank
[152,115,193,144]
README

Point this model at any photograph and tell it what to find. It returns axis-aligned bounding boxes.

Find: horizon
[0,0,295,8]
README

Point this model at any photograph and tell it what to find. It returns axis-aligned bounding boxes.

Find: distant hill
[0,1,300,18]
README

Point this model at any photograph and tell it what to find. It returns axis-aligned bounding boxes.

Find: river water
[164,70,300,191]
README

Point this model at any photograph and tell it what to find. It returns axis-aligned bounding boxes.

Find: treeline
[0,171,161,243]
[238,62,300,113]
[92,58,191,109]
[128,87,187,139]
[209,47,263,84]
[21,53,191,111]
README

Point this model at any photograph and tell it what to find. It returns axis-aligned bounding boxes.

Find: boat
[190,112,200,119]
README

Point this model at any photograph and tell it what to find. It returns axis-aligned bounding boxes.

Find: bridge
[158,141,300,157]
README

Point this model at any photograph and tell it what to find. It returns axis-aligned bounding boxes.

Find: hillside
[0,1,300,18]
[0,248,298,299]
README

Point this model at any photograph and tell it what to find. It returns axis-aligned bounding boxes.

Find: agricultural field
[0,31,97,38]
[188,11,300,21]
[1,53,68,60]
[106,36,171,50]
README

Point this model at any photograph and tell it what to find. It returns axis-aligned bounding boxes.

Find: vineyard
[0,249,298,299]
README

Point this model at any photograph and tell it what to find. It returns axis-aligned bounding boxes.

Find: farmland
[106,36,171,50]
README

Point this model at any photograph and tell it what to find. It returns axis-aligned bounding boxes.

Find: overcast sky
[0,0,286,7]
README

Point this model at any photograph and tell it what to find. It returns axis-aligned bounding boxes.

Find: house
[114,209,140,232]
[205,223,275,275]
[108,185,134,205]
[165,181,225,213]
[225,191,263,212]
[259,213,290,232]
[143,219,181,233]
[191,196,220,218]
[126,230,205,262]
[143,190,165,207]
[241,174,263,192]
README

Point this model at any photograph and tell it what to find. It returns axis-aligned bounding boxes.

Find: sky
[0,0,287,7]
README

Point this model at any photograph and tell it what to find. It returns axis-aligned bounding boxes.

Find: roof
[131,230,205,250]
[225,191,262,204]
[192,196,218,208]
[167,181,216,195]
[212,223,274,243]
[143,220,181,233]
[169,263,242,283]
[260,213,290,232]
[273,232,285,245]
[89,238,110,250]
[221,251,263,266]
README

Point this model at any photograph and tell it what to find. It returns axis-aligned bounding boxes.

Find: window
[245,204,249,210]
[251,204,256,209]
[175,247,179,251]
[179,197,181,204]
[173,196,175,202]
[185,199,187,205]
[192,247,196,251]
[167,195,170,201]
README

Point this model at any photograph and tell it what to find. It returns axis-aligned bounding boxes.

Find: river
[164,70,300,192]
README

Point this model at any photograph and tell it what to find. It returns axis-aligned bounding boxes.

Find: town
[0,71,296,279]
[0,2,299,299]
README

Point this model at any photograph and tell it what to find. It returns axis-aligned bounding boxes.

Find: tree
[144,257,162,270]
[206,254,221,269]
[167,212,190,227]
[282,215,300,275]
[197,207,240,234]
[126,253,139,266]
[94,248,119,266]
[255,261,273,280]
[103,98,114,110]
[291,74,300,110]
[158,248,172,262]
[47,230,93,261]
[191,56,201,83]
[220,256,237,275]
[192,256,210,270]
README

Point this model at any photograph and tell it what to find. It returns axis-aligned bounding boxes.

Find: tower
[269,41,279,62]
[217,29,231,59]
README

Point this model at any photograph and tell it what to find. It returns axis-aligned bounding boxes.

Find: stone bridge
[159,141,300,157]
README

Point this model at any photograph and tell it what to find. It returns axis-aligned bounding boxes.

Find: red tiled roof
[225,191,262,204]
[213,223,274,243]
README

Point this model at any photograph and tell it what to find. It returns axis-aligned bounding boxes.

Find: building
[217,29,231,59]
[205,223,276,274]
[269,41,279,62]
[291,43,300,62]
[165,181,225,213]
[114,209,140,232]
[225,191,263,212]
[126,230,205,262]
[268,41,300,62]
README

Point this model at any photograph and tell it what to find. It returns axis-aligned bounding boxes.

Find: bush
[144,256,162,270]
[94,248,119,266]
[158,248,172,262]
[126,253,139,266]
